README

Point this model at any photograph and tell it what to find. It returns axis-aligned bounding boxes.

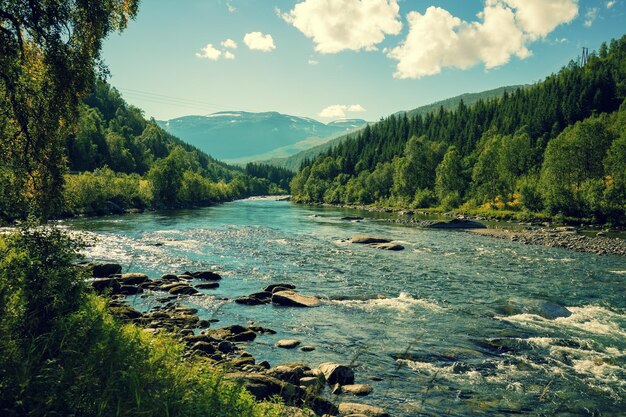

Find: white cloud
[226,2,236,13]
[606,1,616,8]
[318,104,366,119]
[243,32,276,52]
[282,0,402,54]
[388,0,578,79]
[502,0,579,40]
[308,59,319,65]
[584,7,598,27]
[195,44,222,61]
[224,51,235,60]
[221,38,238,49]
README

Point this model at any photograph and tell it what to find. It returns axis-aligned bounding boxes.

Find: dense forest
[0,79,293,222]
[291,36,626,224]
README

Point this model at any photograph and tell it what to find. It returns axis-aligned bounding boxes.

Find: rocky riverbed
[469,227,626,256]
[315,203,625,257]
[84,262,390,417]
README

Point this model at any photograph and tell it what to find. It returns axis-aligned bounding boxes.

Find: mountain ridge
[156,111,367,162]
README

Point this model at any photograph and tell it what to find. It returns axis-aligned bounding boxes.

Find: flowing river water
[64,198,626,416]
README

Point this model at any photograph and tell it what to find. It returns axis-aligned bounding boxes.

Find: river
[64,198,626,416]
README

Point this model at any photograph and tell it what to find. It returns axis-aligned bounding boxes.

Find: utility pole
[581,47,589,66]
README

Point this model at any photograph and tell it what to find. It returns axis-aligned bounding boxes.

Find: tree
[0,0,139,218]
[435,146,466,207]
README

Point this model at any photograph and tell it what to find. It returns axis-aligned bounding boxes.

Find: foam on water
[497,305,626,339]
[330,292,444,312]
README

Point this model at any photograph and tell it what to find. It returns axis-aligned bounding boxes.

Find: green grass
[0,227,285,417]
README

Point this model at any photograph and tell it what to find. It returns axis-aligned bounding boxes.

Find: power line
[117,87,246,116]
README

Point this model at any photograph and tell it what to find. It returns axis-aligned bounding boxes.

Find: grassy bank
[0,226,284,417]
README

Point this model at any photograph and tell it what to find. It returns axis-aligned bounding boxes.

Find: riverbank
[311,202,626,257]
[468,227,626,256]
[89,263,390,417]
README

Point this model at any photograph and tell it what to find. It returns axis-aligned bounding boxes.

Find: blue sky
[102,0,626,122]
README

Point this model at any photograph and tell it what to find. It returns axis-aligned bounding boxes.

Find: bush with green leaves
[0,227,284,417]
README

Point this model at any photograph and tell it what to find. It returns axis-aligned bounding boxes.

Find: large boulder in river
[318,362,354,385]
[351,235,391,244]
[502,297,572,319]
[425,218,486,229]
[272,291,320,307]
[338,403,390,417]
[91,263,122,278]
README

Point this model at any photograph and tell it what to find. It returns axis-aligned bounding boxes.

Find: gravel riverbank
[468,228,626,256]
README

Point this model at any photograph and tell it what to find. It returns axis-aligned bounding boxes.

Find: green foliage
[540,115,615,217]
[435,146,466,204]
[0,229,284,417]
[0,0,139,219]
[292,35,626,223]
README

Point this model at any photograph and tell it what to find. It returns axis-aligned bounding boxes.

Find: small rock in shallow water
[338,403,389,417]
[318,362,355,385]
[351,235,391,244]
[195,282,220,289]
[276,339,301,349]
[192,271,222,280]
[340,384,373,396]
[272,290,320,307]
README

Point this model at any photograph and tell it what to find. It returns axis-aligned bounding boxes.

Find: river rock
[160,281,187,290]
[318,362,355,385]
[299,376,322,389]
[264,283,297,293]
[217,340,236,353]
[91,263,122,278]
[368,242,404,251]
[502,297,572,319]
[338,403,390,417]
[109,305,143,320]
[210,325,257,342]
[248,326,277,334]
[192,271,222,280]
[191,341,216,355]
[351,235,391,244]
[161,274,179,281]
[90,277,121,293]
[168,285,199,295]
[339,384,373,396]
[223,373,303,403]
[117,285,143,295]
[119,273,149,285]
[266,364,307,384]
[300,345,316,352]
[272,290,320,307]
[195,282,220,289]
[276,339,301,349]
[235,296,265,306]
[425,218,486,229]
[341,216,364,221]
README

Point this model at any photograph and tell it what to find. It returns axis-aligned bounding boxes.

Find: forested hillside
[265,86,520,172]
[0,80,292,222]
[291,37,626,224]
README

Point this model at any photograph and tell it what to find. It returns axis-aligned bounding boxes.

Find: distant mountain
[157,111,366,162]
[263,85,523,171]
